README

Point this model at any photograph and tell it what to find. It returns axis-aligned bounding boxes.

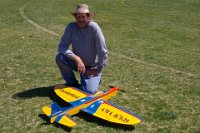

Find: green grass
[0,0,200,132]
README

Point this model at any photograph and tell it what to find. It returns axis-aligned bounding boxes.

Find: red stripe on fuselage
[85,87,119,104]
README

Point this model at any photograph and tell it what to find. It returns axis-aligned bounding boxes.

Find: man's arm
[58,24,75,58]
[94,24,108,72]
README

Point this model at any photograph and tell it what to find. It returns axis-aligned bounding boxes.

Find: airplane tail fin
[42,103,77,128]
[42,103,63,117]
[51,102,63,116]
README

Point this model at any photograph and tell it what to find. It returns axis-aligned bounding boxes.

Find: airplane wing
[82,100,142,125]
[54,86,90,103]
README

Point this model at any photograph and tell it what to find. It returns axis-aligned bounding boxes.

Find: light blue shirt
[58,21,108,71]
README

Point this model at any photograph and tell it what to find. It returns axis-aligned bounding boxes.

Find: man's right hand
[72,55,86,74]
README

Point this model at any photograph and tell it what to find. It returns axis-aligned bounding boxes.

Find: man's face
[75,13,90,28]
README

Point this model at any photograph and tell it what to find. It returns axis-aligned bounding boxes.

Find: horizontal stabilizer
[82,100,142,125]
[42,103,69,117]
[42,105,51,117]
[50,113,76,128]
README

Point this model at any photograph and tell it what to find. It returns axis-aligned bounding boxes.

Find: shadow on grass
[12,85,55,100]
[12,85,135,132]
[77,111,135,131]
[12,85,69,106]
[38,112,135,132]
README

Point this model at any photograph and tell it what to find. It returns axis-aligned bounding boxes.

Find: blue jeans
[55,53,101,94]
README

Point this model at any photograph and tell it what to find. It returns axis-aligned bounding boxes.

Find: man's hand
[71,55,100,77]
[72,55,86,74]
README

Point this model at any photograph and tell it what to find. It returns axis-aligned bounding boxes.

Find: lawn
[0,0,200,132]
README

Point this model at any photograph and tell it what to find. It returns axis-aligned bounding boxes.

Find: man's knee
[56,53,71,65]
[84,87,98,94]
[55,53,64,64]
[82,80,101,94]
[55,53,77,71]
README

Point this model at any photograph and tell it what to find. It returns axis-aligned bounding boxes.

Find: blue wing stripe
[82,99,103,115]
[69,96,94,106]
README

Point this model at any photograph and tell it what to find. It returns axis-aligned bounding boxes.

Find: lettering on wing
[61,90,80,99]
[101,108,129,123]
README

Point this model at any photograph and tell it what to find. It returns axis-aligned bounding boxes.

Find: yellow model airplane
[42,86,142,128]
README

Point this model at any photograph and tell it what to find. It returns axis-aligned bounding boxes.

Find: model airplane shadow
[38,111,135,132]
[12,85,140,131]
[77,111,135,131]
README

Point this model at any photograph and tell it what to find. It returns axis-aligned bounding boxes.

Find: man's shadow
[12,85,135,132]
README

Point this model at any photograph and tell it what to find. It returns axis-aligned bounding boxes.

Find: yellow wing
[54,85,90,103]
[82,100,142,125]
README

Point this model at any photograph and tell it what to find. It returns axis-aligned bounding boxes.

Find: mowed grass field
[0,0,200,132]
